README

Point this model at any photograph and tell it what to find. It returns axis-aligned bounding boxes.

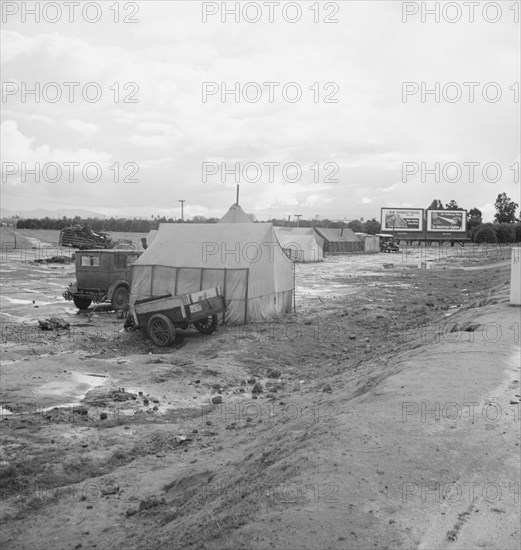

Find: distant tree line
[14,214,382,234]
[14,215,219,232]
[11,193,520,243]
[425,193,520,243]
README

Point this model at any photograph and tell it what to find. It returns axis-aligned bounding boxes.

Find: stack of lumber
[59,225,113,249]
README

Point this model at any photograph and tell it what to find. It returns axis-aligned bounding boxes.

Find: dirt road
[0,236,519,549]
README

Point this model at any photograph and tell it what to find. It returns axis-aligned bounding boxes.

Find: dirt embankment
[0,246,519,549]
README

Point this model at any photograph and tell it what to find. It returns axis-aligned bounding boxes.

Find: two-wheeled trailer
[125,286,226,347]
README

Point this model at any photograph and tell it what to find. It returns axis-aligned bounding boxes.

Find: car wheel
[147,314,175,347]
[194,315,218,335]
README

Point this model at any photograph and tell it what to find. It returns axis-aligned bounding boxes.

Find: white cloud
[1,4,518,219]
[67,119,98,138]
[378,184,398,193]
[128,134,168,148]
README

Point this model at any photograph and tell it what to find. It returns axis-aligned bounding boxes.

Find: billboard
[427,210,467,232]
[381,208,424,232]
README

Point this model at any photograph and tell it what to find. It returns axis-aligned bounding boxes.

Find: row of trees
[15,216,181,232]
[11,194,519,242]
[427,193,519,227]
[472,223,521,243]
[423,193,520,242]
[13,214,383,233]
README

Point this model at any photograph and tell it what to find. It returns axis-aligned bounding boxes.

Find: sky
[1,1,520,222]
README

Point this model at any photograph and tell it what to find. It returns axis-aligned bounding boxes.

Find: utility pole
[179,200,185,222]
[294,214,302,227]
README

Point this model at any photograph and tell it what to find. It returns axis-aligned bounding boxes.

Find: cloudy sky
[1,1,519,222]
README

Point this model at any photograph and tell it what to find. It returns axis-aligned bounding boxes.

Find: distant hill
[1,208,107,219]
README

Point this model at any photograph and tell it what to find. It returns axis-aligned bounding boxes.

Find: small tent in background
[274,227,324,262]
[355,232,380,253]
[314,227,364,254]
[130,223,294,325]
[218,203,252,224]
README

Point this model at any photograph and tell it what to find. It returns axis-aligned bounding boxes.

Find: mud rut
[0,242,515,549]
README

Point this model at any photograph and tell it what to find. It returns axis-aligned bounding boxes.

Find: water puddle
[0,312,34,323]
[35,372,108,406]
[1,297,54,306]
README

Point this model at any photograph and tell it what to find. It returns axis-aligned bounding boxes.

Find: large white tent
[274,227,324,262]
[142,229,157,249]
[130,223,294,325]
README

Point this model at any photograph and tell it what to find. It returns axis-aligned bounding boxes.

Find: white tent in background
[314,227,364,254]
[355,232,380,253]
[130,223,294,325]
[274,227,324,262]
[219,203,252,223]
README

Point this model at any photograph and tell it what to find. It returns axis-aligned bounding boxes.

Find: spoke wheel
[147,314,175,347]
[194,314,218,335]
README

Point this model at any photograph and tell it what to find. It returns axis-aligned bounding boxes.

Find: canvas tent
[274,227,324,262]
[314,227,364,254]
[355,232,380,253]
[219,203,252,224]
[130,223,294,325]
[142,229,158,249]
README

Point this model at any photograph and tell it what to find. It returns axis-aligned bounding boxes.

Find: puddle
[0,312,35,323]
[1,297,54,306]
[34,373,108,407]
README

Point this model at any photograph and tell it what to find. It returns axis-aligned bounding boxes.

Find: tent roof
[274,227,317,236]
[219,203,252,223]
[136,223,284,269]
[315,227,362,243]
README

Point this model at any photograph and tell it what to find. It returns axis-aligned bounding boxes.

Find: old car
[376,234,400,253]
[63,248,141,310]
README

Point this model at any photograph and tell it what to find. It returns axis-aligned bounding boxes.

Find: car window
[81,255,100,267]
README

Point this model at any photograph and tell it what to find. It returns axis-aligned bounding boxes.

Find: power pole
[294,214,302,227]
[179,200,185,222]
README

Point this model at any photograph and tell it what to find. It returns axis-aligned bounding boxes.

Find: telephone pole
[294,214,302,227]
[179,200,185,222]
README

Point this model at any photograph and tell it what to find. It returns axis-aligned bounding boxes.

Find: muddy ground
[0,232,519,549]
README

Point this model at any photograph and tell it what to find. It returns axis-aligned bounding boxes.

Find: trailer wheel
[73,297,92,310]
[111,285,129,311]
[194,314,218,335]
[147,314,175,347]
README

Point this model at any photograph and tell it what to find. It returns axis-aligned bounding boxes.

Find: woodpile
[59,225,114,249]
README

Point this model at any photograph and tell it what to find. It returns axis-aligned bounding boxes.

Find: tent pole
[223,268,227,326]
[293,261,296,313]
[244,268,249,324]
